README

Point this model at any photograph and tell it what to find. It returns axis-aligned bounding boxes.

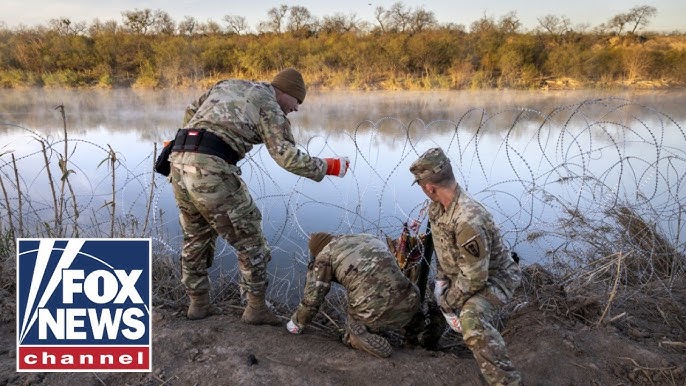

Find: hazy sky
[3,0,685,32]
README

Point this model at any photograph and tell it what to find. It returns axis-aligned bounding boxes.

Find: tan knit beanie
[271,67,307,103]
[308,232,334,258]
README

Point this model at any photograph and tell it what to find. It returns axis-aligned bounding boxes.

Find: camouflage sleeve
[434,250,449,281]
[257,102,327,182]
[183,85,214,126]
[291,254,334,327]
[442,223,490,310]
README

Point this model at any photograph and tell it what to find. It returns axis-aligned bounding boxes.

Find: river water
[2,88,684,299]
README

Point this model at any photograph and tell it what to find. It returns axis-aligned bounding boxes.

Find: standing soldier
[286,232,420,358]
[169,68,350,324]
[409,147,522,386]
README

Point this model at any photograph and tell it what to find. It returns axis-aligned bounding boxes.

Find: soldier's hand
[324,157,350,177]
[287,319,303,334]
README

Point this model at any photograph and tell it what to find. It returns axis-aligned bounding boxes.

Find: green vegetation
[0,3,684,90]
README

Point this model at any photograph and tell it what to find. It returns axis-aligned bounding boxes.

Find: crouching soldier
[410,147,522,386]
[286,233,420,357]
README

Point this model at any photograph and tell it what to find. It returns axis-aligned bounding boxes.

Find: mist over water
[3,88,686,135]
[1,89,684,301]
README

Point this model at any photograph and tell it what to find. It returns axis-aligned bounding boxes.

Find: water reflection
[1,90,684,301]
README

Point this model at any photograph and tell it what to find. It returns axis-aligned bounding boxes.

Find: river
[1,88,684,300]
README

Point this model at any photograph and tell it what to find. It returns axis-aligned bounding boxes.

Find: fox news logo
[16,238,152,372]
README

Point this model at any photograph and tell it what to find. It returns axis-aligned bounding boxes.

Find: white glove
[286,320,302,334]
[324,157,350,178]
[442,311,462,333]
[434,280,449,303]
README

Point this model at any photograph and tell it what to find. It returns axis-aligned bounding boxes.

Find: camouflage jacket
[168,79,326,181]
[292,234,419,328]
[429,187,521,310]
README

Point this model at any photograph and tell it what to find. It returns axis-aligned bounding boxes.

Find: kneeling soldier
[287,233,420,357]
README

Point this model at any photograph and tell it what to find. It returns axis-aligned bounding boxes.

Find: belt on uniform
[171,128,239,165]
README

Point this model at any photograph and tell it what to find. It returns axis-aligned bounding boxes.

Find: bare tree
[470,13,497,34]
[87,18,119,36]
[122,8,174,35]
[201,19,223,35]
[152,10,175,35]
[386,2,412,32]
[48,18,87,35]
[223,15,249,35]
[627,5,657,34]
[320,12,360,34]
[409,7,437,33]
[259,4,289,34]
[606,12,632,34]
[286,5,317,34]
[374,2,435,33]
[498,11,521,34]
[537,14,572,36]
[122,9,155,34]
[178,16,198,35]
[374,6,387,32]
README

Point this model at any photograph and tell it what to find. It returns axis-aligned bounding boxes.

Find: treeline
[0,3,684,90]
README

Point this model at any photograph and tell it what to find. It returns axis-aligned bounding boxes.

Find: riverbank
[1,261,684,385]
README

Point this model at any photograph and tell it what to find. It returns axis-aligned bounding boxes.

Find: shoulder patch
[464,239,480,257]
[456,223,486,259]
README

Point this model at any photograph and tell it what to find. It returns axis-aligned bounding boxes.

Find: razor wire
[1,97,685,306]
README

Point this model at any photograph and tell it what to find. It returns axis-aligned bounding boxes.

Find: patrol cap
[409,147,450,185]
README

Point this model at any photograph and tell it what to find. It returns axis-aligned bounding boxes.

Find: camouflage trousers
[170,162,270,297]
[460,286,521,386]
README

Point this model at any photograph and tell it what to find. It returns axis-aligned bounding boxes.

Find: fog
[2,88,685,139]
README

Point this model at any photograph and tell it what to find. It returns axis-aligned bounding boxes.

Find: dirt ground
[1,264,685,386]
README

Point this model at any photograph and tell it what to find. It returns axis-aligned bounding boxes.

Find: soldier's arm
[442,223,490,310]
[291,254,334,328]
[256,99,327,181]
[434,250,449,282]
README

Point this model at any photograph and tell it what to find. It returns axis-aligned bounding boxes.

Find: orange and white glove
[442,311,462,333]
[287,319,302,334]
[324,157,350,178]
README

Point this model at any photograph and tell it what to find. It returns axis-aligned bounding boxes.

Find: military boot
[241,292,281,326]
[343,319,393,358]
[187,292,223,320]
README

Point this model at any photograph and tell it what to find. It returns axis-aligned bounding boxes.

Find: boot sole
[347,320,393,358]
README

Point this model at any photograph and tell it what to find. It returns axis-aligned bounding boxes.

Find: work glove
[442,311,462,334]
[434,280,449,304]
[324,157,350,178]
[286,319,302,334]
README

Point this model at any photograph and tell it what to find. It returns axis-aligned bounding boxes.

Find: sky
[2,0,685,32]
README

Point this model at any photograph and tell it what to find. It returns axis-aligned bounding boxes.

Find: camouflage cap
[409,147,450,185]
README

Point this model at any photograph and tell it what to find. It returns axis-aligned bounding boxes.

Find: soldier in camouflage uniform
[410,147,523,386]
[169,68,350,324]
[286,233,420,358]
